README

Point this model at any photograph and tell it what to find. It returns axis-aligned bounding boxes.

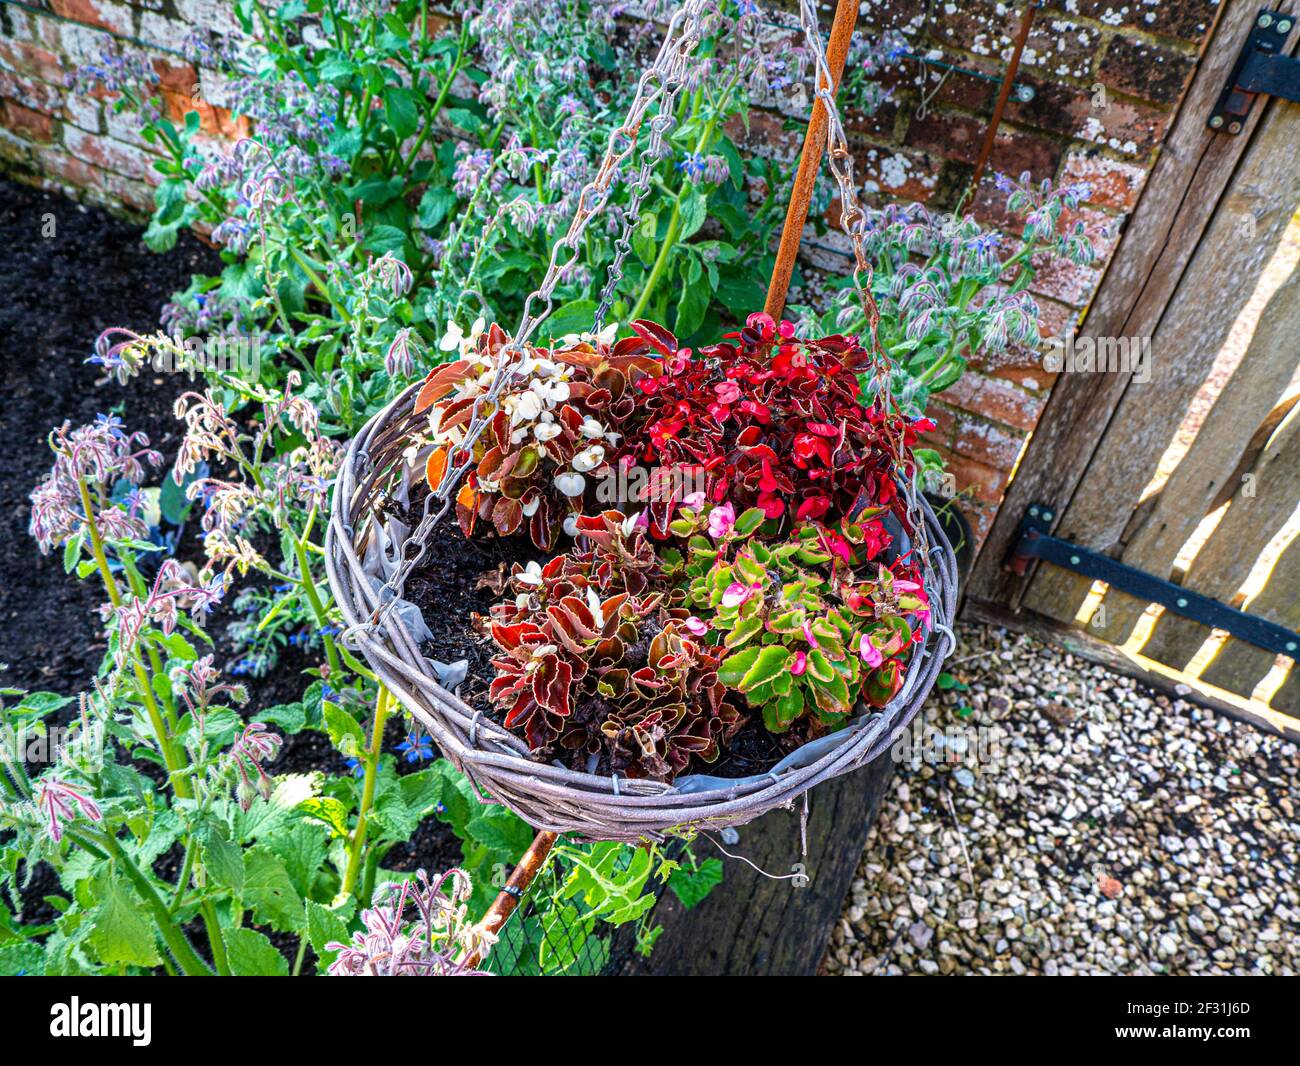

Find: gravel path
[827,622,1300,976]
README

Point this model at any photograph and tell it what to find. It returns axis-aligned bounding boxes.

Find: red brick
[1099,36,1198,106]
[856,144,944,202]
[941,371,1045,432]
[0,67,64,115]
[101,170,155,212]
[153,58,200,95]
[988,361,1059,393]
[952,412,1026,470]
[921,401,958,449]
[2,99,56,143]
[48,0,134,35]
[932,1,1101,80]
[0,39,66,87]
[1028,249,1101,306]
[963,500,996,549]
[1072,0,1219,44]
[40,148,107,190]
[905,110,1060,179]
[943,452,1010,506]
[727,109,800,164]
[1002,76,1094,140]
[63,124,151,179]
[1060,150,1148,211]
[1059,97,1167,157]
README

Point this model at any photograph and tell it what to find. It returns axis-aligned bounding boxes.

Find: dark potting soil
[1,181,464,949]
[402,504,801,782]
[0,178,223,695]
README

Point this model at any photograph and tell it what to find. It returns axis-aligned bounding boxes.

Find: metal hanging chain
[347,0,716,644]
[592,2,754,333]
[793,0,937,591]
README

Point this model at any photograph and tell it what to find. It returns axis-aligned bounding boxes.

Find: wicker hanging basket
[325,380,958,842]
[325,0,959,843]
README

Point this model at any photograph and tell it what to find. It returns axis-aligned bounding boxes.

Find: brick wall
[0,0,1219,549]
[767,0,1219,548]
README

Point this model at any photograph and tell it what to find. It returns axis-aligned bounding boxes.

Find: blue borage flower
[396,733,434,764]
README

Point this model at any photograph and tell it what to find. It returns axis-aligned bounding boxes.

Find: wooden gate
[967,0,1300,735]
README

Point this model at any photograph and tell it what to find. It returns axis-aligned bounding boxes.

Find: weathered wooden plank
[621,755,894,975]
[1092,257,1300,645]
[1200,532,1300,713]
[965,0,1286,609]
[1143,405,1300,671]
[1269,658,1300,716]
[1024,96,1300,627]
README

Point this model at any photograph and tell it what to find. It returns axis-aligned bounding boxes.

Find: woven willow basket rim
[326,380,959,841]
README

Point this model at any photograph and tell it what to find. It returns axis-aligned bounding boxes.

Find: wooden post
[466,830,556,968]
[763,0,859,322]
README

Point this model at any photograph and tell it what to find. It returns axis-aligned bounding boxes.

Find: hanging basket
[325,379,958,842]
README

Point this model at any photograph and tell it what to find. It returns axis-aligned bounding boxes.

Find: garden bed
[0,180,465,953]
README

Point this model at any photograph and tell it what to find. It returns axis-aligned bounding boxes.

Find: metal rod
[1008,508,1300,659]
[968,0,1040,192]
[763,0,859,322]
[465,829,558,969]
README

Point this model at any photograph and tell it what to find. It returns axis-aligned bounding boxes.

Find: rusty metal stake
[763,0,860,322]
[968,1,1040,193]
[464,830,558,969]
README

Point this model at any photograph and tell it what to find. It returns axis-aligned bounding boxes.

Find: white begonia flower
[531,377,569,405]
[563,513,580,537]
[571,445,605,473]
[512,391,543,424]
[531,644,557,659]
[603,430,622,446]
[439,321,465,353]
[440,316,484,354]
[534,421,562,442]
[511,427,530,445]
[560,321,618,347]
[620,512,643,537]
[585,586,605,627]
[520,495,541,517]
[516,561,544,586]
[515,593,530,608]
[554,472,586,498]
[580,417,606,439]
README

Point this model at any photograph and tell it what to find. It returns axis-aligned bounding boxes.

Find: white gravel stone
[824,622,1300,976]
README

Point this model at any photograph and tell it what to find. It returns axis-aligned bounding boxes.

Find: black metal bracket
[1209,9,1299,134]
[1007,504,1300,659]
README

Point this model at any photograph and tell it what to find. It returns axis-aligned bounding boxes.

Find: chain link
[592,2,754,333]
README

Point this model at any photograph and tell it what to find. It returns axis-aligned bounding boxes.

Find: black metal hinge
[1007,504,1300,659]
[1209,9,1300,134]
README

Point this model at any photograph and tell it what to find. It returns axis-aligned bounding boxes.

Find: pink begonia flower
[802,619,820,649]
[708,502,736,540]
[681,490,706,510]
[722,581,762,608]
[859,634,883,668]
[791,650,807,676]
[714,381,741,405]
[895,579,932,627]
[685,616,709,636]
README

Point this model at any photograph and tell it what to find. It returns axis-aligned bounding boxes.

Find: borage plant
[797,172,1097,413]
